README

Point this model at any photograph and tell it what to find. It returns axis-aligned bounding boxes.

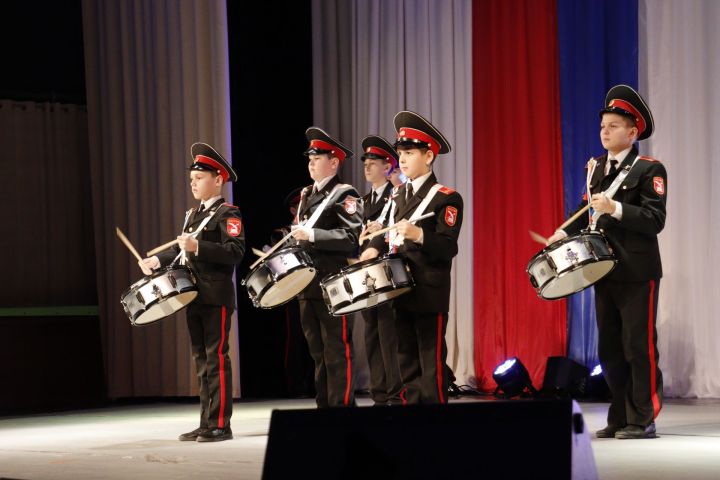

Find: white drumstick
[359,212,435,243]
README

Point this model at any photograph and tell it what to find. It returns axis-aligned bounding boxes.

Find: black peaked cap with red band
[361,135,399,169]
[394,110,451,155]
[599,84,654,141]
[189,142,238,182]
[304,127,354,162]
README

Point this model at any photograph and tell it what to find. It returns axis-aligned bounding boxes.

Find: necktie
[312,186,318,196]
[371,191,378,204]
[608,159,619,176]
[197,204,205,214]
[406,182,414,200]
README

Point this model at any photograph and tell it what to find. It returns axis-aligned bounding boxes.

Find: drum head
[331,286,412,316]
[259,267,316,308]
[540,260,616,300]
[132,291,198,325]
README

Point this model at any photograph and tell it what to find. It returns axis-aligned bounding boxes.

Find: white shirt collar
[372,182,389,198]
[201,195,222,211]
[606,147,632,174]
[313,174,335,192]
[409,171,433,194]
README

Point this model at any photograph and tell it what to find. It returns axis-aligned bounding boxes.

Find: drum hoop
[538,258,618,299]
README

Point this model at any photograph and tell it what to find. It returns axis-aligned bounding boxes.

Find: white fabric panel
[82,0,240,397]
[311,0,475,385]
[641,0,720,397]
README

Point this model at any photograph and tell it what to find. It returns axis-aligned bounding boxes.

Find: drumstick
[252,247,265,257]
[249,230,296,270]
[531,205,590,246]
[558,204,590,231]
[528,230,548,245]
[146,239,179,257]
[359,212,435,243]
[115,227,144,263]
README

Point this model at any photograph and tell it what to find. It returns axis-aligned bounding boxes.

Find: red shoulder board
[223,203,239,209]
[438,186,456,195]
[637,156,661,163]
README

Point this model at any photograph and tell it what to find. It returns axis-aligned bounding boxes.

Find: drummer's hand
[364,221,383,234]
[290,225,311,241]
[395,220,422,242]
[139,256,160,276]
[359,247,380,262]
[546,230,567,246]
[590,193,616,215]
[177,234,198,252]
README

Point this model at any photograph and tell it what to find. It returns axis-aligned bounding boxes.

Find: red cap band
[194,154,229,183]
[608,99,646,137]
[396,127,440,155]
[309,139,346,162]
[365,146,397,167]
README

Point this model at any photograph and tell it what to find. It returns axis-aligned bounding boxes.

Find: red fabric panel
[472,0,567,391]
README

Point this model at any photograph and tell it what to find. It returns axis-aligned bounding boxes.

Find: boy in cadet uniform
[361,111,463,405]
[547,85,667,439]
[140,142,244,442]
[290,127,364,407]
[358,135,404,405]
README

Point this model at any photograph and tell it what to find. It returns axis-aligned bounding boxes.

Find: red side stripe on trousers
[218,305,227,428]
[436,313,445,404]
[342,315,352,406]
[647,281,661,418]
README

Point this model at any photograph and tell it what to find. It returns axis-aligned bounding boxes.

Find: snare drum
[121,266,198,326]
[242,246,316,308]
[320,254,414,316]
[526,230,616,300]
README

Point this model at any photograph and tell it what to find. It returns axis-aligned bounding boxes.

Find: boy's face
[308,154,338,182]
[363,159,390,184]
[190,170,223,201]
[389,167,403,186]
[397,147,433,180]
[600,113,638,154]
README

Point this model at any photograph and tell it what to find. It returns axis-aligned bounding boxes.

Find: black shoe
[196,427,233,442]
[615,423,657,439]
[595,425,623,438]
[178,427,206,441]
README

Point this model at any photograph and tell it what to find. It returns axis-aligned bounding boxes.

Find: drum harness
[388,183,444,249]
[586,156,640,230]
[171,207,223,266]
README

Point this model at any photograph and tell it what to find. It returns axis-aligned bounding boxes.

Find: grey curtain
[82,0,240,397]
[311,0,475,385]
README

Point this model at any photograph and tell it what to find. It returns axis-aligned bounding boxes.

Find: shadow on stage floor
[1,397,720,479]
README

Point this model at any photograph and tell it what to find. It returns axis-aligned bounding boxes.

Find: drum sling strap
[389,183,443,247]
[172,207,223,266]
[587,157,640,229]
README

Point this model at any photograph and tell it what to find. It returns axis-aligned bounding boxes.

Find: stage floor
[1,397,720,479]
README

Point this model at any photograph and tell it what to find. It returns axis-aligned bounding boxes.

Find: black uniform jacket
[564,146,667,282]
[157,198,246,307]
[296,175,364,299]
[360,181,394,252]
[368,173,463,313]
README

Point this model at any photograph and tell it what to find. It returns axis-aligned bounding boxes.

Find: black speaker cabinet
[542,356,591,397]
[262,399,597,479]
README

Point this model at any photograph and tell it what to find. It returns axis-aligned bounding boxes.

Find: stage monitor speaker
[262,399,597,480]
[542,356,591,397]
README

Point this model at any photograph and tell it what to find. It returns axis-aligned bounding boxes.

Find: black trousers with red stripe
[394,309,448,405]
[361,303,403,405]
[186,303,233,430]
[595,279,663,428]
[298,298,354,408]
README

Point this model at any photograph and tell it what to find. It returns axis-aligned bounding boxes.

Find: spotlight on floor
[541,356,590,398]
[492,357,537,398]
[585,364,611,400]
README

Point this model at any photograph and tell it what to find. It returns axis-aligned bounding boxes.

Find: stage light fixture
[585,363,611,400]
[492,357,537,398]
